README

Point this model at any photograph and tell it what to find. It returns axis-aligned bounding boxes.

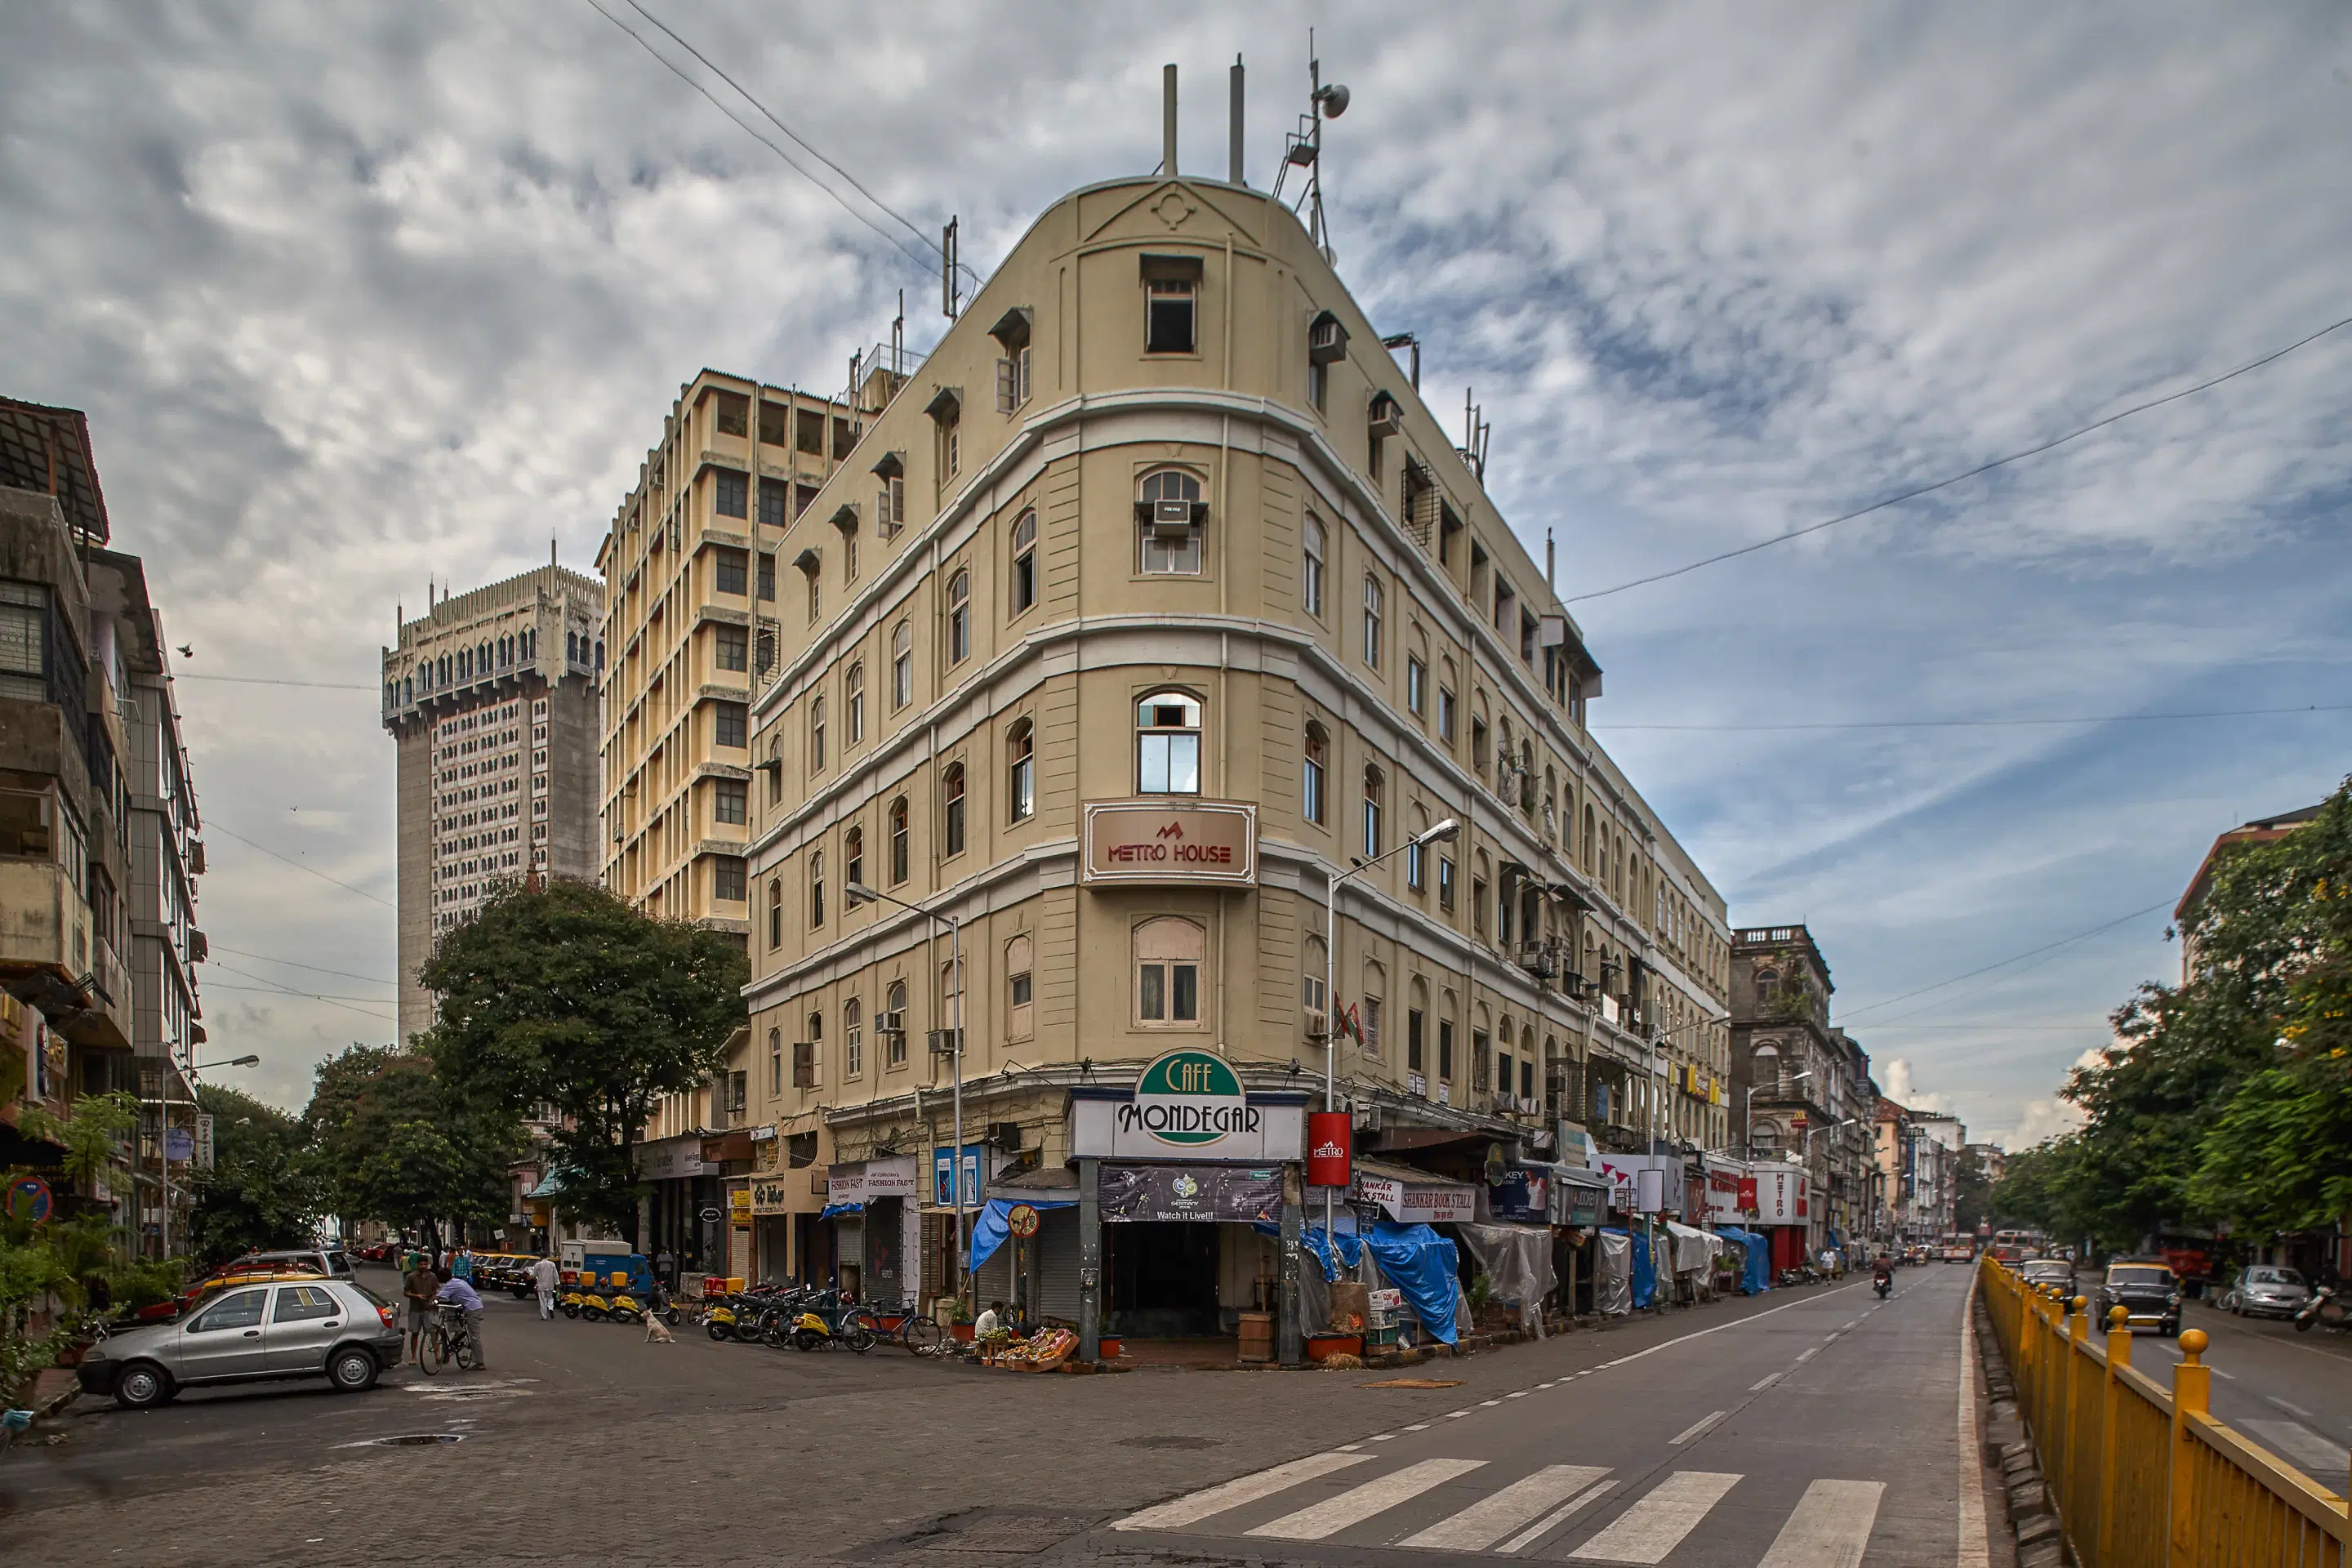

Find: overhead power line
[580,0,968,283]
[208,825,394,910]
[1595,702,2352,733]
[1567,311,2352,604]
[210,946,395,988]
[205,961,397,1023]
[176,674,373,691]
[1833,899,2172,1027]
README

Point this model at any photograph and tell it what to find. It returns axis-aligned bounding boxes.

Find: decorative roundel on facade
[1131,1048,1250,1147]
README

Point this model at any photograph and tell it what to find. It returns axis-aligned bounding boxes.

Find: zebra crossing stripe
[1756,1478,1885,1568]
[1498,1480,1619,1555]
[1111,1451,1371,1531]
[1247,1457,1487,1541]
[1398,1463,1612,1551]
[1566,1470,1742,1564]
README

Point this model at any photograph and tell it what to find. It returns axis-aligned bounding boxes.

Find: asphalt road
[2,1263,2000,1566]
[2126,1294,2352,1494]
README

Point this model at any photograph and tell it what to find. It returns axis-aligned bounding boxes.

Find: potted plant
[946,1295,976,1343]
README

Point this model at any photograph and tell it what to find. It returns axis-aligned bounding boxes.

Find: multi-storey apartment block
[382,562,604,1042]
[730,167,1734,1344]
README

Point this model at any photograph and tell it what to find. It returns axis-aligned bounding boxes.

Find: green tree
[187,1085,319,1265]
[419,879,746,1242]
[1953,1146,1995,1234]
[302,1045,517,1254]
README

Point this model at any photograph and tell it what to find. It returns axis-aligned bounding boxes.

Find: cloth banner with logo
[1098,1165,1282,1223]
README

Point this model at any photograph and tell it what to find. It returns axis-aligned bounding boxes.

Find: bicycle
[419,1305,481,1375]
[873,1299,946,1356]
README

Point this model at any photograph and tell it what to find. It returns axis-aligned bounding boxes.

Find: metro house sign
[1082,801,1256,886]
[1121,1048,1259,1146]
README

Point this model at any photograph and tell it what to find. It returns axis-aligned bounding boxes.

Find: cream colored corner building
[727,174,1732,1320]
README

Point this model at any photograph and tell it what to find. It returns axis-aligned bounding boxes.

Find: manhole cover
[345,1432,466,1448]
[1359,1378,1464,1389]
[1118,1435,1221,1450]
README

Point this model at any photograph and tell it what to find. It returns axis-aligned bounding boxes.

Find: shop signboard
[1306,1111,1352,1187]
[1098,1165,1282,1223]
[163,1127,194,1163]
[728,1187,752,1229]
[195,1112,214,1170]
[1700,1158,1750,1227]
[1357,1174,1477,1223]
[635,1134,718,1180]
[1558,1175,1607,1228]
[933,1144,989,1208]
[749,1177,795,1216]
[1067,1062,1306,1163]
[1592,1154,1684,1217]
[828,1156,920,1205]
[1750,1165,1807,1226]
[1486,1166,1549,1222]
[1081,801,1257,886]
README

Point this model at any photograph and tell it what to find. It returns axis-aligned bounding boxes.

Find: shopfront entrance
[1105,1222,1222,1337]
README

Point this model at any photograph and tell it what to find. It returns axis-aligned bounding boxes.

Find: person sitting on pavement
[529,1254,560,1321]
[435,1272,488,1369]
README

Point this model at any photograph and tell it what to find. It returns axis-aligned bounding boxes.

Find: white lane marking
[2269,1396,2317,1421]
[1339,1443,1363,1451]
[1498,1480,1619,1555]
[1481,1399,1502,1407]
[1371,1432,1396,1441]
[2247,1420,2352,1479]
[1668,1410,1727,1446]
[1247,1457,1487,1541]
[1506,1390,1528,1399]
[1444,1410,1469,1419]
[1403,1423,1429,1432]
[1757,1478,1886,1568]
[1750,1373,1782,1392]
[1570,1280,1868,1380]
[1566,1471,1743,1563]
[1400,1463,1614,1552]
[1112,1452,1371,1531]
[1960,1269,1989,1568]
[1796,1348,1818,1362]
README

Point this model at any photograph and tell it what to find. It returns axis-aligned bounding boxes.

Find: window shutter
[791,1040,816,1088]
[996,358,1015,413]
[1016,345,1031,406]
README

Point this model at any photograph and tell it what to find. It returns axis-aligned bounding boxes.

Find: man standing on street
[656,1246,675,1287]
[436,1271,487,1370]
[402,1255,440,1361]
[529,1254,560,1321]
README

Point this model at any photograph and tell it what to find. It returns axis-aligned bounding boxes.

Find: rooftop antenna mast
[1272,30,1348,262]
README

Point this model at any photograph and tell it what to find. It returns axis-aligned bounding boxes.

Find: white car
[2223,1265,2312,1320]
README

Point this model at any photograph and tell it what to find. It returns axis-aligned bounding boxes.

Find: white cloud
[1878,1058,1950,1116]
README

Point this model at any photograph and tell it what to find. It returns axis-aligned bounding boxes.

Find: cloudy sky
[7,2,2348,1138]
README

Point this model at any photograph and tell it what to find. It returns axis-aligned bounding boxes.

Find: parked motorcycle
[559,1285,589,1320]
[2293,1285,2347,1333]
[787,1289,876,1353]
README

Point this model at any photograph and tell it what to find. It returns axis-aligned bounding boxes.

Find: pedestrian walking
[452,1245,474,1282]
[644,1277,676,1343]
[655,1247,675,1286]
[402,1255,440,1361]
[529,1254,560,1321]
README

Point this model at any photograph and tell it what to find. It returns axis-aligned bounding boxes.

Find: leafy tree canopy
[301,1044,518,1251]
[188,1084,320,1265]
[418,878,746,1239]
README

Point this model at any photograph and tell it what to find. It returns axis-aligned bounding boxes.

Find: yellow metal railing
[1979,1256,2352,1568]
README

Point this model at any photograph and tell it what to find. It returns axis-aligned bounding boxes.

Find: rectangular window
[1408,1009,1425,1071]
[714,470,749,519]
[712,857,747,902]
[1407,657,1426,716]
[1137,732,1200,795]
[714,779,747,825]
[1140,962,1200,1022]
[714,549,749,595]
[1438,855,1454,911]
[1438,687,1456,745]
[1146,278,1196,354]
[759,486,788,530]
[715,625,748,672]
[1438,1019,1455,1081]
[796,408,825,456]
[714,702,748,748]
[1406,840,1425,893]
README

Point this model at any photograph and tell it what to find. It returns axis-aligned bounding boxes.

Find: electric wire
[209,946,394,988]
[579,0,960,283]
[204,961,397,1022]
[1593,702,2352,733]
[1566,311,2352,604]
[207,825,395,910]
[174,674,373,691]
[1832,899,2172,1026]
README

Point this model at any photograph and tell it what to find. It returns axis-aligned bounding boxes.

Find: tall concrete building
[727,163,1734,1338]
[596,376,878,1271]
[381,562,604,1043]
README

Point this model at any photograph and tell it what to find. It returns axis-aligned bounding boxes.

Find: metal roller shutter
[1040,1207,1081,1324]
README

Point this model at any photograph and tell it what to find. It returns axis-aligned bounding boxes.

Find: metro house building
[733,170,1732,1345]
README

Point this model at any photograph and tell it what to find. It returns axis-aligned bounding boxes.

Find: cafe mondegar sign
[1068,1047,1306,1161]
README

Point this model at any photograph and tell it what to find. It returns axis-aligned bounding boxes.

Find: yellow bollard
[2098,1304,2129,1568]
[2168,1328,2210,1568]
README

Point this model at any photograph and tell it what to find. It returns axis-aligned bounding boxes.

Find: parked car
[80,1278,403,1409]
[2220,1265,2312,1320]
[2019,1258,2077,1297]
[2096,1259,2182,1336]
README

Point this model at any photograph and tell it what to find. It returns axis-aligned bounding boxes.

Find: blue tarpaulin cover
[817,1202,866,1221]
[1717,1227,1771,1294]
[967,1197,1076,1271]
[1364,1221,1460,1344]
[1606,1227,1659,1309]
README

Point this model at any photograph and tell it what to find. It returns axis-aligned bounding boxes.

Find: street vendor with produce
[973,1299,1019,1352]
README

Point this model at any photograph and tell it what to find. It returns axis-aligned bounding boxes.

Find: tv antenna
[1271,30,1348,261]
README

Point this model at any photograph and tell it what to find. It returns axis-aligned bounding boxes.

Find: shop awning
[523,1168,577,1200]
[968,1196,1076,1272]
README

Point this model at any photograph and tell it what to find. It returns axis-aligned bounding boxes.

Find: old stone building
[725,167,1734,1329]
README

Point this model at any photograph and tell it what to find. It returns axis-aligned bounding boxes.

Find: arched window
[1362,574,1383,669]
[947,568,971,665]
[1009,510,1038,615]
[768,1026,782,1097]
[1755,968,1780,1005]
[1408,978,1430,1074]
[938,955,964,1037]
[808,696,827,772]
[846,661,866,744]
[1362,765,1383,858]
[804,1010,823,1091]
[844,998,864,1078]
[1137,469,1203,575]
[844,824,864,893]
[767,876,782,949]
[1006,719,1035,822]
[942,763,966,857]
[1302,515,1325,617]
[1302,723,1327,825]
[1519,1024,1537,1105]
[1361,960,1385,1062]
[889,797,910,884]
[1584,804,1598,875]
[1006,933,1035,1038]
[808,849,825,928]
[1136,691,1201,795]
[891,621,913,708]
[1134,916,1205,1026]
[885,978,908,1067]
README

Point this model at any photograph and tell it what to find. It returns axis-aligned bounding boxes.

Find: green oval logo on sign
[1125,1048,1257,1147]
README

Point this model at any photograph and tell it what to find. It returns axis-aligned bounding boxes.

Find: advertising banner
[195,1112,214,1171]
[1067,1061,1306,1162]
[1306,1111,1352,1188]
[1357,1174,1478,1223]
[1098,1165,1283,1223]
[1700,1158,1750,1227]
[1486,1166,1550,1222]
[827,1156,920,1205]
[1591,1153,1685,1217]
[932,1144,989,1209]
[1751,1165,1808,1226]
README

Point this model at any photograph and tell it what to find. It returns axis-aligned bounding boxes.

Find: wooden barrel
[1237,1310,1275,1363]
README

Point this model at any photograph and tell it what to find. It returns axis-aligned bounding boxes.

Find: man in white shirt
[529,1254,561,1321]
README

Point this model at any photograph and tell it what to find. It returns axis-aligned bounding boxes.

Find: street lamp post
[1320,818,1458,1251]
[846,880,964,1302]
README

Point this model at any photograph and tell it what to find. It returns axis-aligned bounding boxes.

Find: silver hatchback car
[2225,1265,2312,1320]
[78,1278,403,1409]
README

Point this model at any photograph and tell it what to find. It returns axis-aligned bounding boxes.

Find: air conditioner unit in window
[987,1120,1024,1152]
[1307,310,1349,365]
[875,1010,905,1038]
[927,1027,964,1057]
[1367,391,1404,439]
